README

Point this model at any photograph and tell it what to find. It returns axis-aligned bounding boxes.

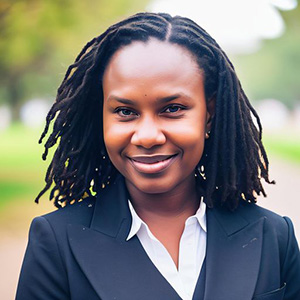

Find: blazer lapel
[204,206,265,300]
[67,177,182,300]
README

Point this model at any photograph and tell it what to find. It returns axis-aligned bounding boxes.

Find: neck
[126,175,200,220]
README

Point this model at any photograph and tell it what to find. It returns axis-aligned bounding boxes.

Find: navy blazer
[16,177,300,300]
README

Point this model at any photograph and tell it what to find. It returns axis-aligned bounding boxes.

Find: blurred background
[0,0,299,298]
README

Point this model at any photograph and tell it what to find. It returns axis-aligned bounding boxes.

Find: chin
[127,177,178,195]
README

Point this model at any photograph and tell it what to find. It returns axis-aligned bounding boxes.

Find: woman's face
[103,39,212,195]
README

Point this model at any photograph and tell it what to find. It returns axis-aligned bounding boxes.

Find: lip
[128,154,178,174]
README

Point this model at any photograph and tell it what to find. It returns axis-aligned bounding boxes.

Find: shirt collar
[192,197,207,232]
[126,197,207,241]
[127,200,144,241]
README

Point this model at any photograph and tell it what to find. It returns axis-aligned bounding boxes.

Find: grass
[263,134,300,164]
[0,181,37,208]
[0,124,55,234]
[0,124,49,207]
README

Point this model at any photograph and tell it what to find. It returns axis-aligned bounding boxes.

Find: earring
[205,131,210,139]
[197,165,206,180]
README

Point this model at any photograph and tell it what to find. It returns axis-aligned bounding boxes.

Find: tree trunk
[7,76,23,121]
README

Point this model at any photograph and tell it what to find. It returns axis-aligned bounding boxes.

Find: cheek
[103,118,132,156]
[170,116,206,146]
[168,116,206,162]
[181,133,205,171]
[180,131,205,158]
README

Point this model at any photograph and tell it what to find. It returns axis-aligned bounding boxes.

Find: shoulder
[25,196,97,260]
[211,200,290,228]
[34,196,97,232]
[210,201,294,249]
[235,202,299,261]
[234,201,294,243]
[238,201,291,234]
[238,201,286,220]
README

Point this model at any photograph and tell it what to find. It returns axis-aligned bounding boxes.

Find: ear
[205,96,216,134]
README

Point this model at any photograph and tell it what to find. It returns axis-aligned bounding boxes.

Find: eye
[114,107,137,118]
[163,104,185,114]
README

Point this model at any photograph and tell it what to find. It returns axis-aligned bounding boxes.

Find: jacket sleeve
[282,216,300,300]
[16,216,70,299]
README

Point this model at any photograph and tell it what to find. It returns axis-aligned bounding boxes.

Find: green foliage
[263,134,300,164]
[233,6,300,107]
[0,181,38,209]
[0,0,149,116]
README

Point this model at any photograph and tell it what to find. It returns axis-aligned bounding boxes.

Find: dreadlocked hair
[36,12,274,209]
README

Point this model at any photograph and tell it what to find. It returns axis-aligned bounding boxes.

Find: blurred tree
[0,0,148,120]
[233,5,300,108]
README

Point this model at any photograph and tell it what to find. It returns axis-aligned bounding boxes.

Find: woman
[16,12,300,300]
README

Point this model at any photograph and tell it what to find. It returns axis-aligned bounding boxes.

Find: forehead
[103,38,202,85]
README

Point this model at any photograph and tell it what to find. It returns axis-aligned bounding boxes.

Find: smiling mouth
[129,154,178,174]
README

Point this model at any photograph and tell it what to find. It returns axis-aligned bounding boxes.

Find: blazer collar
[90,176,132,240]
[68,176,264,300]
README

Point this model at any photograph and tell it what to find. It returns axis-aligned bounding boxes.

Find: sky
[147,0,298,54]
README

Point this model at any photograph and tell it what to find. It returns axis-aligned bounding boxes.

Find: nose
[131,116,166,149]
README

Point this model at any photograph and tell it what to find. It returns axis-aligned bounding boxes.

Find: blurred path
[0,156,299,299]
[258,157,300,241]
[0,199,54,299]
[0,237,27,300]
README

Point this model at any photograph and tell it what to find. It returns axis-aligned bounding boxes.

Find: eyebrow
[107,93,190,105]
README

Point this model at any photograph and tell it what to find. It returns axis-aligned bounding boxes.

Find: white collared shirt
[127,199,207,300]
